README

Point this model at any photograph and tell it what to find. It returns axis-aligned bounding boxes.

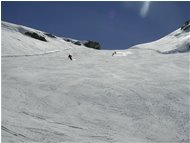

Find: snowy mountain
[1,21,100,57]
[1,21,189,143]
[133,23,190,54]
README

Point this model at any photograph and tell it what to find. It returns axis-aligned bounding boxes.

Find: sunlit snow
[1,21,190,142]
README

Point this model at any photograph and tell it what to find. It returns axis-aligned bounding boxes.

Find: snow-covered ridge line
[2,21,101,51]
[131,20,190,54]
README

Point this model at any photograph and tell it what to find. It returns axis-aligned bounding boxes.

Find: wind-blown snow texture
[1,21,190,143]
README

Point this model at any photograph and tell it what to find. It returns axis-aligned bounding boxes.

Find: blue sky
[1,1,190,50]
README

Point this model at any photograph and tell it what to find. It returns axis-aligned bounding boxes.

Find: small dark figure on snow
[112,51,116,56]
[68,54,72,60]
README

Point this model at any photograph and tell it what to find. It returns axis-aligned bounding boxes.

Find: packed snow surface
[1,21,190,142]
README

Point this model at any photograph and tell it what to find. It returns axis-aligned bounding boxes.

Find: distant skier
[112,51,116,56]
[68,54,72,60]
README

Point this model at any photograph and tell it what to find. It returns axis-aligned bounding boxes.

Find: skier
[112,51,116,56]
[68,54,72,60]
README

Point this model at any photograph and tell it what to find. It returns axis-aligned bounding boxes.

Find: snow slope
[133,27,190,54]
[1,21,190,143]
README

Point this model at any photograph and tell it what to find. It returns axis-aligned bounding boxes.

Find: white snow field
[1,21,190,143]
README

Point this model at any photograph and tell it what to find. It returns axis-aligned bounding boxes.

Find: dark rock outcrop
[74,41,82,46]
[25,32,47,42]
[83,40,101,50]
[63,38,101,49]
[44,33,56,38]
[181,20,190,31]
[64,39,71,42]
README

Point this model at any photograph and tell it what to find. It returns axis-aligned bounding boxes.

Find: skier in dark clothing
[112,51,116,56]
[68,54,72,60]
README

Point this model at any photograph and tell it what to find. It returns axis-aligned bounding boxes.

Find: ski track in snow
[1,49,70,58]
[113,51,133,57]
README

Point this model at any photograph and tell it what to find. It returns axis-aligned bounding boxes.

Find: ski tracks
[2,48,70,58]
